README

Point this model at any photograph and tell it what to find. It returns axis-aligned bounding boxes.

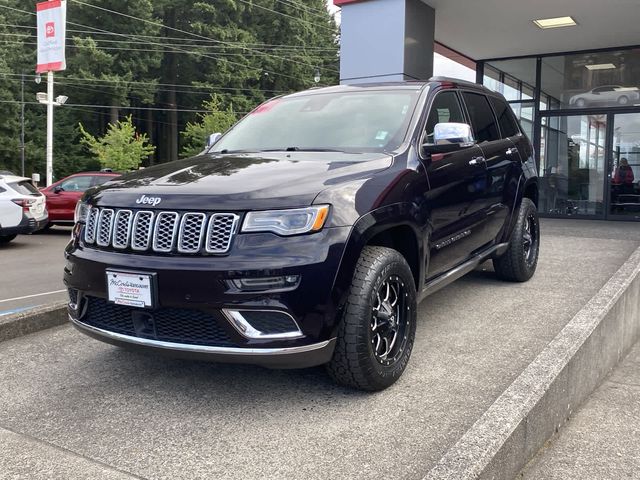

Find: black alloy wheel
[522,211,539,268]
[371,276,410,366]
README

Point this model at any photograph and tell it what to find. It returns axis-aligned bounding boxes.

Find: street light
[314,68,321,85]
[36,75,68,186]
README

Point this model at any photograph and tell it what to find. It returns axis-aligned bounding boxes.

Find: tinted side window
[462,92,500,143]
[10,180,39,195]
[489,97,520,138]
[424,91,465,143]
[93,176,115,186]
[60,176,93,192]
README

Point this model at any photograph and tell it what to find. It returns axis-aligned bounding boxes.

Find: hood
[88,151,393,210]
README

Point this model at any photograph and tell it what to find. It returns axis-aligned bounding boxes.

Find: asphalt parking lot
[1,219,640,479]
[0,227,70,316]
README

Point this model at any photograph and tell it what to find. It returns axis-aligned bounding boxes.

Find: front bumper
[70,315,336,368]
[64,226,351,368]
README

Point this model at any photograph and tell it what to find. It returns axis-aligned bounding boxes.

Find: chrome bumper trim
[70,315,332,357]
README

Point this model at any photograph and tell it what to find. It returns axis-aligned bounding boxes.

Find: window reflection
[541,50,640,110]
[540,115,606,215]
[610,113,640,216]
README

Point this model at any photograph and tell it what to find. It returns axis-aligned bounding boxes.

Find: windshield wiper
[212,149,259,154]
[261,147,348,153]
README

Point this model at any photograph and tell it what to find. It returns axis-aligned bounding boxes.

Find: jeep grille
[83,207,239,255]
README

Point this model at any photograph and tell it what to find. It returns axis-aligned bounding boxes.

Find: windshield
[212,90,421,154]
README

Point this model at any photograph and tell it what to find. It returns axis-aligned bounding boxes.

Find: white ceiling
[424,0,640,60]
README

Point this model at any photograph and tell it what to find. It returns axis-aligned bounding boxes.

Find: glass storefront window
[539,115,606,216]
[541,49,640,110]
[509,102,534,140]
[609,113,640,217]
[483,58,536,102]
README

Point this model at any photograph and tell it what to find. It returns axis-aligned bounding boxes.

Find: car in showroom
[0,174,48,243]
[40,171,119,227]
[569,85,640,107]
[65,78,539,390]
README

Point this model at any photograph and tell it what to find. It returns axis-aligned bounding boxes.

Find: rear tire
[327,246,417,391]
[493,198,540,282]
[0,234,17,244]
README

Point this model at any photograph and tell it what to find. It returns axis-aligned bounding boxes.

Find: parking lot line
[0,305,40,317]
[0,290,66,304]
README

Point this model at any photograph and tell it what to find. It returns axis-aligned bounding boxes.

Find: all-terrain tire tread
[326,246,416,391]
[493,198,539,282]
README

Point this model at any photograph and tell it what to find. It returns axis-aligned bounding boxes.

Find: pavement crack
[0,424,149,480]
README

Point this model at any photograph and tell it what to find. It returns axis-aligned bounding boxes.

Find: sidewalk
[521,342,640,480]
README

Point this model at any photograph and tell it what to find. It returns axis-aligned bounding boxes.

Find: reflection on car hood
[88,151,394,210]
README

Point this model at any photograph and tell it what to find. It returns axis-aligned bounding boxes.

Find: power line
[235,0,334,33]
[0,4,314,82]
[2,38,336,60]
[0,25,338,51]
[0,98,251,114]
[274,0,333,21]
[67,0,338,73]
[0,72,287,93]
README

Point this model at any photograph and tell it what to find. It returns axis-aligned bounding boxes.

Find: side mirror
[423,123,476,156]
[433,122,475,146]
[205,132,222,149]
[53,185,64,193]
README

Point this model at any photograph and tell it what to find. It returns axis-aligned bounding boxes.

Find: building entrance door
[607,112,640,220]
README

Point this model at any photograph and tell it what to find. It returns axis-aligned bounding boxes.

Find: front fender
[327,203,425,336]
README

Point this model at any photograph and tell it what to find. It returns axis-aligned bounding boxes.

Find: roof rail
[428,76,487,90]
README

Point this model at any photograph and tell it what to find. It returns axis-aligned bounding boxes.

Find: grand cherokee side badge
[135,195,162,206]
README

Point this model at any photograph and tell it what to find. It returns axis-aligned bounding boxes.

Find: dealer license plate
[106,270,155,308]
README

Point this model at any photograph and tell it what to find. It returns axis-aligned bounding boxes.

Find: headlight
[242,205,330,236]
[74,200,90,224]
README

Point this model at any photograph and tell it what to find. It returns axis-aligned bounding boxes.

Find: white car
[569,85,640,107]
[0,174,48,244]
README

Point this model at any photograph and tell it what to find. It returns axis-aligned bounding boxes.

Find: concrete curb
[424,245,640,480]
[0,302,68,343]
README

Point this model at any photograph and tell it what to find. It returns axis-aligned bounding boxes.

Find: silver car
[569,85,640,107]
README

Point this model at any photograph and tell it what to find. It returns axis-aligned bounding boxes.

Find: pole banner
[36,0,67,73]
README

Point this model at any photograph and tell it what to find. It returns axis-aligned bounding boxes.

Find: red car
[40,172,119,226]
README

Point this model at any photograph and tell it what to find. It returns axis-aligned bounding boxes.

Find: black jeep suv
[65,78,539,391]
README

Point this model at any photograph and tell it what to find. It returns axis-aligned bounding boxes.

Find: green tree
[181,96,237,157]
[79,115,155,171]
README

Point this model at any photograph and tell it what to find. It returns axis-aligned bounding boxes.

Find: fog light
[223,309,303,339]
[228,275,300,292]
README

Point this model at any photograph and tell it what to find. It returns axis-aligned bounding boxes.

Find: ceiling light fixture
[585,63,616,71]
[533,16,577,29]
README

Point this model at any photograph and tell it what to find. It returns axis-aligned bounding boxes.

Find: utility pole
[20,73,25,177]
[46,71,54,186]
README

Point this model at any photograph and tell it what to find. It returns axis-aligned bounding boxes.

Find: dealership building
[334,0,640,221]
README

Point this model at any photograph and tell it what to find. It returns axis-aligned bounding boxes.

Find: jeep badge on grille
[136,195,162,206]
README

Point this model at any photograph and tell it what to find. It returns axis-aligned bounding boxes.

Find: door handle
[469,156,485,166]
[506,147,518,156]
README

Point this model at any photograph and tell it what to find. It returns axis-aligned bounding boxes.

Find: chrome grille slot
[112,210,133,249]
[84,207,99,244]
[152,212,179,253]
[96,209,115,247]
[178,213,206,253]
[206,214,239,254]
[131,211,154,251]
[82,208,237,255]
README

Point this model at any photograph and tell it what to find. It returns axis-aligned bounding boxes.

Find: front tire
[618,95,630,105]
[327,246,417,391]
[0,234,17,244]
[493,198,540,282]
